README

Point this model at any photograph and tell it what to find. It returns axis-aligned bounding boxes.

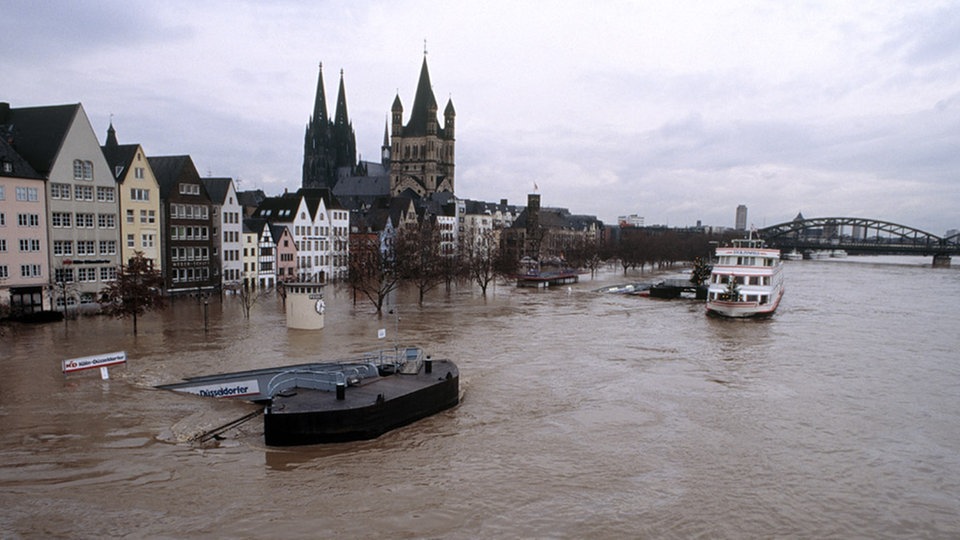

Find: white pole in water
[100,367,110,380]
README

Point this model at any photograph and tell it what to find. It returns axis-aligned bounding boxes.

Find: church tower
[303,64,357,189]
[389,55,456,198]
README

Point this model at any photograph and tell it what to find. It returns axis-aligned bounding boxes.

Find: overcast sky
[4,1,959,234]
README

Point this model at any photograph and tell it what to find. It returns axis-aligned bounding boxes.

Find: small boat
[830,249,848,258]
[705,235,785,318]
[782,249,802,261]
[158,346,459,446]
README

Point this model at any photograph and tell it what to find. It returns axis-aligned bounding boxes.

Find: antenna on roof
[424,38,428,56]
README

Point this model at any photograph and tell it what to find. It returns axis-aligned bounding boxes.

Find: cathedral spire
[312,62,328,124]
[334,68,349,128]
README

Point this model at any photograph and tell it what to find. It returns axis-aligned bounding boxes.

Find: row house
[101,123,163,272]
[251,187,349,283]
[1,103,122,309]
[202,177,243,289]
[149,155,219,295]
[241,217,276,290]
[0,137,48,314]
[271,223,297,282]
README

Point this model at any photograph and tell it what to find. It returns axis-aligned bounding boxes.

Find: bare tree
[464,231,508,296]
[395,219,444,305]
[99,252,165,335]
[235,283,270,319]
[348,234,400,314]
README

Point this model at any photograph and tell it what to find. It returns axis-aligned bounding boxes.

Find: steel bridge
[757,217,958,265]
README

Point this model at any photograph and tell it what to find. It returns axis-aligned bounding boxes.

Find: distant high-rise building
[735,204,748,231]
[618,214,644,227]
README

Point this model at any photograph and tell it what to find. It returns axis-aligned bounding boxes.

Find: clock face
[315,299,325,314]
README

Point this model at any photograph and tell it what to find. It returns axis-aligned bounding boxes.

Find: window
[0,185,4,199]
[54,240,73,256]
[16,187,39,201]
[51,212,71,227]
[19,239,41,252]
[98,214,116,229]
[73,159,93,180]
[141,234,154,248]
[20,264,42,278]
[131,188,149,201]
[55,268,75,283]
[17,214,40,227]
[126,209,134,223]
[135,167,144,179]
[0,265,7,278]
[0,239,5,252]
[99,241,117,255]
[100,267,118,281]
[77,240,96,255]
[51,183,71,199]
[76,213,95,228]
[127,234,135,247]
[179,183,200,195]
[0,213,4,226]
[97,186,115,202]
[77,267,97,282]
[75,185,94,201]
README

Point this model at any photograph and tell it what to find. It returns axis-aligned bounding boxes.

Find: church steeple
[407,55,439,137]
[312,62,329,125]
[105,121,118,149]
[334,69,349,128]
[389,53,455,197]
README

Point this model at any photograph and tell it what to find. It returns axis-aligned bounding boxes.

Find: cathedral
[302,55,455,204]
[302,64,357,190]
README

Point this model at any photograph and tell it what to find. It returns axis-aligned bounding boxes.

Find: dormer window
[1,160,12,173]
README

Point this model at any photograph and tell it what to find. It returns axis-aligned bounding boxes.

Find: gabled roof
[297,186,345,219]
[243,217,268,236]
[100,122,143,182]
[101,143,139,181]
[147,155,202,199]
[0,103,80,175]
[201,177,234,205]
[0,136,43,180]
[251,194,300,222]
[269,223,291,246]
[237,189,266,209]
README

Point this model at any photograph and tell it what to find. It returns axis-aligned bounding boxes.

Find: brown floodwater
[2,257,959,538]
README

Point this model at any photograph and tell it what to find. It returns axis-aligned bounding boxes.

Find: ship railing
[355,346,424,374]
[264,362,380,397]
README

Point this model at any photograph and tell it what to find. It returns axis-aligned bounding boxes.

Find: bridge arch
[757,217,952,256]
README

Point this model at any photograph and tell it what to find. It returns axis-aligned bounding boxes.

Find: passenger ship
[706,236,784,318]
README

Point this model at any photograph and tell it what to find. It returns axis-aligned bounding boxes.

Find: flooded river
[2,257,959,538]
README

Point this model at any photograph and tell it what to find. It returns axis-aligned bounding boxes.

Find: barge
[158,346,459,446]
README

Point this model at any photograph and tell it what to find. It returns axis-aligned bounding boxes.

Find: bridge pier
[933,254,951,268]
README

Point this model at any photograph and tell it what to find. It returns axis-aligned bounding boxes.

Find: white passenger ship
[706,236,784,318]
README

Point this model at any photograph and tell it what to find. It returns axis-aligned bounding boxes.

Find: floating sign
[172,380,261,399]
[378,328,387,339]
[62,351,127,374]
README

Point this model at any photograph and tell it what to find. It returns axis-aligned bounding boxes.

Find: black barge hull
[264,359,459,446]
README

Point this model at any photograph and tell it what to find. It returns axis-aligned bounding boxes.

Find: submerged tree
[348,234,401,314]
[395,219,444,306]
[463,231,509,296]
[99,252,165,335]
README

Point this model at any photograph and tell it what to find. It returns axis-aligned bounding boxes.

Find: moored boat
[158,346,459,446]
[782,249,802,261]
[706,236,785,318]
